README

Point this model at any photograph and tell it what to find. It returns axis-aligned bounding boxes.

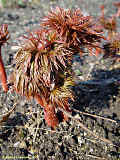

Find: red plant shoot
[42,7,105,56]
[9,27,74,129]
[0,24,9,92]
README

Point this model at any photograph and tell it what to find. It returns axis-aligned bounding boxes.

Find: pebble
[13,141,20,147]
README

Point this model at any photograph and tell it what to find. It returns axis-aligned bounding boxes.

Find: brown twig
[72,108,118,124]
[86,154,107,160]
[58,107,114,145]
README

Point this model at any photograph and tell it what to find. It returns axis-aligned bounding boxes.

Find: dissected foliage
[50,76,74,111]
[9,29,73,95]
[9,27,74,128]
[100,5,117,40]
[103,33,120,60]
[0,24,9,45]
[100,4,120,60]
[42,7,105,56]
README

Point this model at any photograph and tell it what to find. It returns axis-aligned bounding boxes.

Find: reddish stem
[34,94,45,107]
[44,104,59,129]
[34,94,59,129]
[0,46,8,92]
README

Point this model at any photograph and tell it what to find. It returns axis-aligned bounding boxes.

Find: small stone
[13,141,20,147]
[7,13,19,21]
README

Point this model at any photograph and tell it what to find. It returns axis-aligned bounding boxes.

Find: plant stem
[0,46,8,92]
[34,94,59,129]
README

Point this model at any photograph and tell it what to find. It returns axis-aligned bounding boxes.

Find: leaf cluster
[99,4,120,60]
[0,24,9,46]
[42,7,105,55]
[9,25,74,128]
